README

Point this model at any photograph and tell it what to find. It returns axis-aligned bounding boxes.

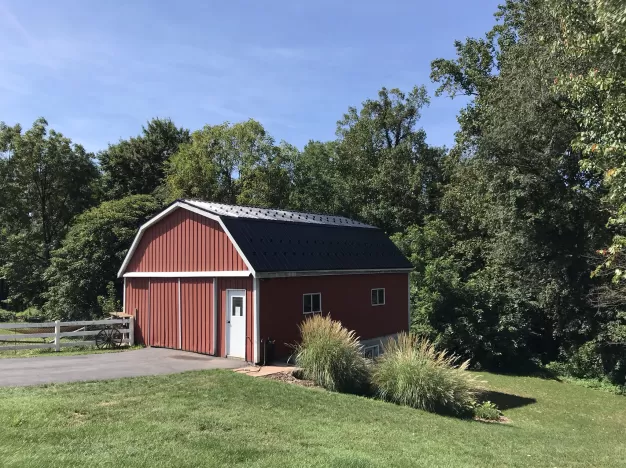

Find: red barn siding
[259,273,409,359]
[217,277,254,361]
[180,278,213,354]
[124,278,149,345]
[126,208,247,273]
[149,279,179,349]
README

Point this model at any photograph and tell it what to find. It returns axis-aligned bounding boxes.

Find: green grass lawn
[0,370,624,468]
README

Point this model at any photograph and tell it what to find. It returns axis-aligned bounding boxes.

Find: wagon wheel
[95,327,123,349]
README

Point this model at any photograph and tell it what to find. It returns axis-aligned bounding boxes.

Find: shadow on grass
[478,390,537,410]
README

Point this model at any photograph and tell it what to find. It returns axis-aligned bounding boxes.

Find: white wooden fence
[0,318,134,352]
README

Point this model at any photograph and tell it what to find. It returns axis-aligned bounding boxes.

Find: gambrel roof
[118,200,412,278]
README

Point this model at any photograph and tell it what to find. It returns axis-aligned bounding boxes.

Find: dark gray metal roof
[221,217,412,273]
[183,200,375,229]
[181,200,411,273]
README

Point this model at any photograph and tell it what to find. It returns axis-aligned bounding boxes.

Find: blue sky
[0,0,501,153]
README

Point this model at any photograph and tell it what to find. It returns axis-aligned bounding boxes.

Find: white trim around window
[371,288,385,306]
[303,292,322,314]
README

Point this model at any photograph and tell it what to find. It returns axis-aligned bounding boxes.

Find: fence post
[128,316,135,347]
[54,320,61,352]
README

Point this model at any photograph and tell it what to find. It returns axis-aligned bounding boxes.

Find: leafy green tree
[0,118,99,309]
[165,120,293,208]
[44,195,160,320]
[99,118,190,199]
[425,0,608,369]
[548,0,626,383]
[288,141,347,214]
[335,86,447,233]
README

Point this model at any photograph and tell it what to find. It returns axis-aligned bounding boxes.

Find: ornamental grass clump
[372,333,481,414]
[294,314,369,393]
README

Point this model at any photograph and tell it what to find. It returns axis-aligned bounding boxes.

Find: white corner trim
[213,279,218,356]
[123,271,251,278]
[256,268,413,279]
[253,277,260,364]
[123,277,126,314]
[117,201,257,278]
[178,278,182,350]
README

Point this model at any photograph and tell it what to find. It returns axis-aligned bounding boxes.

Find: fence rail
[0,318,134,352]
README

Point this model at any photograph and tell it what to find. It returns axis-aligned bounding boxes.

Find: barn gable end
[124,207,249,274]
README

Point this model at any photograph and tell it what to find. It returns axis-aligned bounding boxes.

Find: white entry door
[226,290,246,358]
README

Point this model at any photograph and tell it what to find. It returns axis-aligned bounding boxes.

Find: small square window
[303,293,322,314]
[363,345,380,359]
[371,288,385,306]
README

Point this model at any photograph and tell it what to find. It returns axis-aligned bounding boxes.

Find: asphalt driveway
[0,348,244,387]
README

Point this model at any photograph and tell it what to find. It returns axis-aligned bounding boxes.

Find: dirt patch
[97,401,120,407]
[264,371,317,388]
[474,416,511,424]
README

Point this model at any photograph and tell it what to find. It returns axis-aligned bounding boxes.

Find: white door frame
[225,289,246,359]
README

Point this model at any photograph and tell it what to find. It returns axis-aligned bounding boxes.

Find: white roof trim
[117,201,256,278]
[123,271,252,278]
[255,268,413,279]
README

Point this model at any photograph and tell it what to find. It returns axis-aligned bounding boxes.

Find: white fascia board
[255,268,413,279]
[123,271,251,278]
[117,201,256,278]
[253,277,260,364]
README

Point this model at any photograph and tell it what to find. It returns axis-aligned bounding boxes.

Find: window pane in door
[232,297,243,317]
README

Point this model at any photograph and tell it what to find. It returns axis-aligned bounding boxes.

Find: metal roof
[221,217,413,273]
[182,200,375,229]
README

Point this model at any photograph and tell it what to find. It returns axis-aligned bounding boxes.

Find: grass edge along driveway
[0,370,624,468]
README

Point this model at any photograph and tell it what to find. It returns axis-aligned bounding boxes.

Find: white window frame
[303,292,322,315]
[363,344,380,359]
[371,288,385,306]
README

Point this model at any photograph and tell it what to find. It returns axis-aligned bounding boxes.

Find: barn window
[303,293,322,314]
[371,288,385,306]
[363,344,380,359]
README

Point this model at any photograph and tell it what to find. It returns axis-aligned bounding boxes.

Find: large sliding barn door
[145,278,213,353]
[148,279,179,349]
[180,278,213,354]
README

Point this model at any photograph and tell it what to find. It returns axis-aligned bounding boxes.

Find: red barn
[119,200,412,363]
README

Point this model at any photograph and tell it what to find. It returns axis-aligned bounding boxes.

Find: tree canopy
[0,118,99,309]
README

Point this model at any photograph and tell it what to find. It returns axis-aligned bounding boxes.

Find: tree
[335,86,447,233]
[165,120,293,208]
[0,118,99,309]
[425,0,608,369]
[289,141,347,215]
[548,0,626,383]
[99,118,190,199]
[44,195,160,320]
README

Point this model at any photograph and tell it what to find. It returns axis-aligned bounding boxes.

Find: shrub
[372,334,481,414]
[0,308,16,322]
[294,314,369,393]
[473,401,502,421]
[15,307,45,323]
